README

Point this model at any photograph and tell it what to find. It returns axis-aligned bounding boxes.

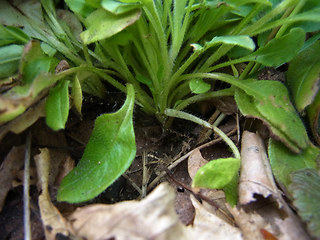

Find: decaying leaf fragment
[34,148,75,240]
[229,131,310,240]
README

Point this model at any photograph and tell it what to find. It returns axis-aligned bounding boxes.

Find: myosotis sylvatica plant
[0,0,320,207]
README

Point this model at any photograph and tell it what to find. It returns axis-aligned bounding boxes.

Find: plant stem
[175,88,234,111]
[82,44,93,67]
[179,72,264,99]
[164,108,240,159]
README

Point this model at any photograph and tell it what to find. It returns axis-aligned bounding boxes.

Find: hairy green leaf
[45,80,70,131]
[235,88,301,152]
[268,140,319,189]
[235,80,309,152]
[287,41,320,112]
[307,91,320,146]
[192,157,240,206]
[206,35,255,51]
[189,79,211,94]
[57,84,136,203]
[192,157,240,190]
[289,169,320,238]
[249,28,305,67]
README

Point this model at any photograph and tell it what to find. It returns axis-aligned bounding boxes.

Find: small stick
[141,151,149,198]
[23,132,32,240]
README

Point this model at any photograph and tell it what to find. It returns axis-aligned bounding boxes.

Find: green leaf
[71,75,83,114]
[0,72,58,124]
[192,157,240,190]
[0,44,24,79]
[235,88,301,153]
[86,0,101,8]
[57,84,136,203]
[189,79,211,94]
[307,91,320,146]
[80,8,141,44]
[45,80,70,131]
[287,41,320,112]
[19,41,46,77]
[40,42,57,57]
[205,35,255,51]
[235,80,309,152]
[0,25,30,46]
[289,169,320,238]
[101,0,142,15]
[23,57,58,85]
[268,140,319,189]
[222,174,239,207]
[249,28,306,67]
[65,0,95,18]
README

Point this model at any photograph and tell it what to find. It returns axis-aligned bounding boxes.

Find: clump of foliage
[0,0,320,225]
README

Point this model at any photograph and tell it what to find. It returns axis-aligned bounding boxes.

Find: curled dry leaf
[34,148,76,240]
[229,131,310,240]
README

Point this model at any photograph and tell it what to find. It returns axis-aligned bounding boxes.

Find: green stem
[175,88,234,111]
[179,72,264,99]
[164,108,240,159]
[239,61,255,79]
[82,44,93,67]
[276,0,306,38]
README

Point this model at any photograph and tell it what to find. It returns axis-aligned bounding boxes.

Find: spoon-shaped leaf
[57,84,136,203]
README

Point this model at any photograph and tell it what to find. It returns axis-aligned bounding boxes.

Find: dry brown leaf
[0,146,25,211]
[190,195,243,240]
[69,182,190,240]
[34,148,76,240]
[187,149,208,179]
[229,131,310,240]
